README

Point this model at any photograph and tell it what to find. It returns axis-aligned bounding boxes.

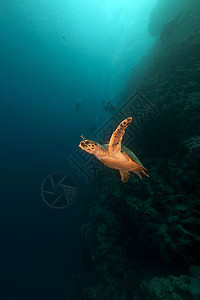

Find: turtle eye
[80,141,86,147]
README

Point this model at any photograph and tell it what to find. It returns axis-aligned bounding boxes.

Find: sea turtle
[79,117,149,183]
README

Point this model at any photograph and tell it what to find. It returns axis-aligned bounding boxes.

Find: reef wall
[81,3,200,300]
[148,0,200,37]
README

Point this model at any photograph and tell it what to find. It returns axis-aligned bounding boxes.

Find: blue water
[0,1,157,299]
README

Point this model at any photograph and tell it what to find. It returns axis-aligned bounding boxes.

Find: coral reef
[148,0,200,37]
[81,4,200,300]
[142,266,200,300]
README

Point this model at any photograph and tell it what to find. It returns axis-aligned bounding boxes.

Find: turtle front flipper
[108,117,132,155]
[119,170,130,183]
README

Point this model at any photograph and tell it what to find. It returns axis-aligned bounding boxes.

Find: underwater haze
[0,1,157,299]
[0,0,157,141]
[1,0,200,299]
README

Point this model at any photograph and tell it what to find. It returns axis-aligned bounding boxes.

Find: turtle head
[79,136,99,154]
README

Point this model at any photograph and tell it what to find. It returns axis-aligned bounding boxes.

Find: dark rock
[81,2,200,299]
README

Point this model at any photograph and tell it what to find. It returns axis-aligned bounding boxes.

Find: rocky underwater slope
[81,12,200,300]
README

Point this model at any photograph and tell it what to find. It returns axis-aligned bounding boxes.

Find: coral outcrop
[148,0,200,37]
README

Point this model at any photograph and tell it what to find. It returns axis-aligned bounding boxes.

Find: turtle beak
[79,140,97,153]
[79,140,87,150]
[79,140,92,151]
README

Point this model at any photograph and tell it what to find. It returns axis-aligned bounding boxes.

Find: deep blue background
[0,1,156,298]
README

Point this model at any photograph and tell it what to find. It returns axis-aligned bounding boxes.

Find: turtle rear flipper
[132,164,149,179]
[119,170,130,183]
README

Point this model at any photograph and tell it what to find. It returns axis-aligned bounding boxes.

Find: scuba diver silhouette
[75,98,82,113]
[102,100,116,113]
